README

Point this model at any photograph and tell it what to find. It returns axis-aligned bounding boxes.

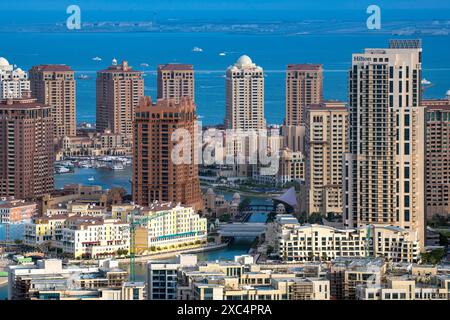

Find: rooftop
[287,64,322,71]
[158,63,193,71]
[30,64,73,72]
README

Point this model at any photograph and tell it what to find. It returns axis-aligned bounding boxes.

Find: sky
[1,0,450,11]
[0,0,448,25]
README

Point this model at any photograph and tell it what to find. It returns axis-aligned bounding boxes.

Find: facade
[330,258,386,300]
[225,55,265,130]
[275,215,420,263]
[134,203,207,253]
[148,254,330,301]
[7,259,145,300]
[147,255,199,300]
[357,275,450,300]
[0,198,37,241]
[0,57,30,99]
[285,64,323,127]
[0,198,37,224]
[423,98,450,218]
[96,60,144,138]
[0,96,54,199]
[133,96,203,210]
[282,64,323,153]
[24,214,130,259]
[157,64,194,103]
[343,40,426,251]
[29,64,76,139]
[304,102,349,215]
[61,130,133,157]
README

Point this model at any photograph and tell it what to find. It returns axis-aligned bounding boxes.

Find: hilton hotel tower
[343,40,426,251]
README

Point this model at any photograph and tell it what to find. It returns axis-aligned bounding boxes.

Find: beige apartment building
[304,102,348,215]
[276,216,420,263]
[96,60,144,138]
[157,64,194,103]
[282,64,323,153]
[285,64,323,126]
[29,65,76,139]
[343,40,426,251]
[225,55,265,130]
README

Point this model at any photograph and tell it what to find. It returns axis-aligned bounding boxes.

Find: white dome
[0,57,10,67]
[236,55,253,67]
[446,89,450,97]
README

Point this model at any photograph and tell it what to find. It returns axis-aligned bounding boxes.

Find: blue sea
[1,32,449,125]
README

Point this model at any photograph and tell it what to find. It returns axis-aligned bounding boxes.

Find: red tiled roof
[158,64,194,71]
[287,64,322,71]
[31,65,73,72]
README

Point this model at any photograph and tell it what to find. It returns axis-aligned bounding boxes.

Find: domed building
[0,57,30,99]
[225,54,265,131]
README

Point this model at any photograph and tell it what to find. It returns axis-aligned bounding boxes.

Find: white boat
[192,47,203,52]
[92,56,102,61]
[111,163,124,171]
[140,63,150,67]
[77,74,90,80]
[55,167,70,174]
[219,52,226,56]
[88,176,95,181]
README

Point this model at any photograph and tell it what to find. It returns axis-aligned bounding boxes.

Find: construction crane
[123,210,169,282]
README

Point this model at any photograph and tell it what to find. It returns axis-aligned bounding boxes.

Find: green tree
[421,248,445,265]
[238,197,252,212]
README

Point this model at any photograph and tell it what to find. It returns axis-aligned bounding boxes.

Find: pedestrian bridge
[218,222,267,238]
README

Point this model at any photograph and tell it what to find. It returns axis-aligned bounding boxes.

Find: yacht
[88,176,95,181]
[111,163,124,171]
[92,56,102,61]
[192,47,203,52]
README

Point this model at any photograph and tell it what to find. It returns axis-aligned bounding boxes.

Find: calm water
[0,284,6,300]
[55,166,133,193]
[1,32,449,125]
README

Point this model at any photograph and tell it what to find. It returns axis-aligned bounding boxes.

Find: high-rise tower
[29,64,76,139]
[133,96,203,211]
[343,40,426,250]
[96,60,144,138]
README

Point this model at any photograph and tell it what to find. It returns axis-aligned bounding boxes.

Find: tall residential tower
[343,40,426,250]
[225,55,265,130]
[96,60,144,138]
[305,102,349,215]
[157,64,194,103]
[133,97,203,211]
[29,64,76,139]
[0,57,30,100]
[0,94,54,199]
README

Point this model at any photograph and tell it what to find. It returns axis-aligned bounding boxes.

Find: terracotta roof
[158,64,193,71]
[287,64,322,71]
[31,65,73,72]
